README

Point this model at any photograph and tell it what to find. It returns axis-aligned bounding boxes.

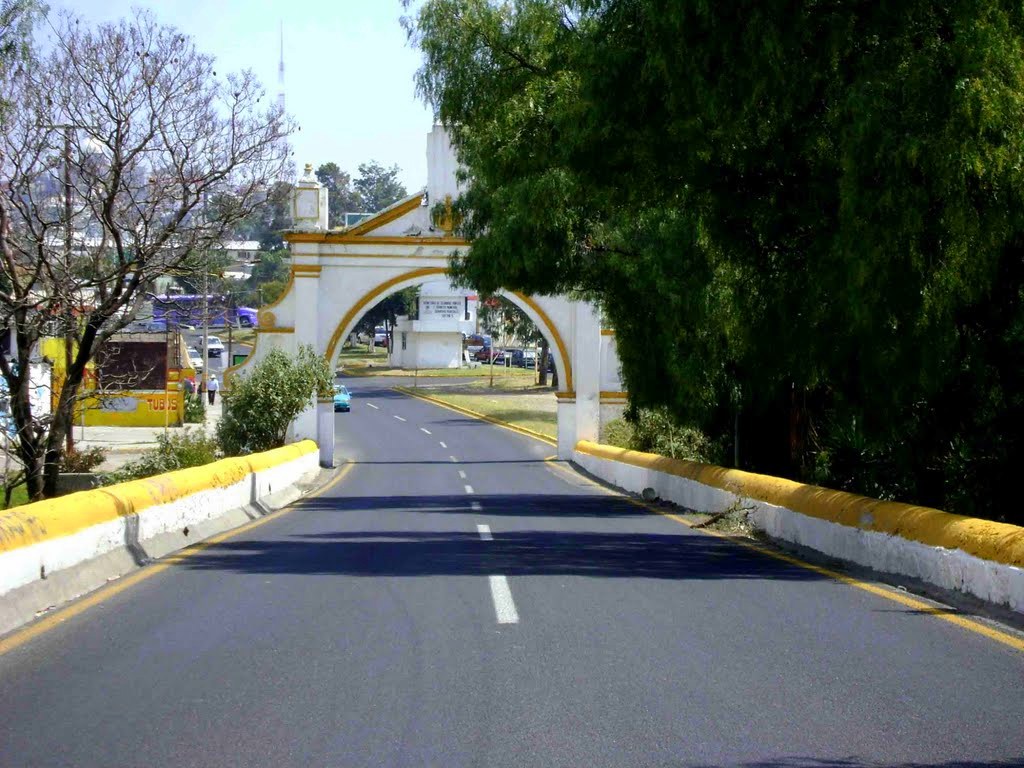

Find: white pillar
[288,165,327,444]
[556,396,577,460]
[316,399,335,467]
[573,301,602,447]
[291,268,321,442]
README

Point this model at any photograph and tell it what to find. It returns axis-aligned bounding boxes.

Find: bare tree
[0,10,292,499]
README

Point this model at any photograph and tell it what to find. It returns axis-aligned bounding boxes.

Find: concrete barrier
[0,441,320,636]
[573,440,1024,613]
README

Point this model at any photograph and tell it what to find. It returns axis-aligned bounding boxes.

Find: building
[42,333,195,428]
[389,279,478,369]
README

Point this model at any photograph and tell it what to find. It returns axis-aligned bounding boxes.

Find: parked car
[186,346,204,373]
[475,348,501,362]
[463,333,491,354]
[205,336,225,357]
[333,384,351,412]
[126,319,167,333]
[373,327,389,347]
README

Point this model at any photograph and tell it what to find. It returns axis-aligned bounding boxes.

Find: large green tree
[316,162,363,227]
[355,160,408,213]
[407,0,1024,522]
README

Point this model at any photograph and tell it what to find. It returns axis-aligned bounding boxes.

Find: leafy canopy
[408,0,1024,521]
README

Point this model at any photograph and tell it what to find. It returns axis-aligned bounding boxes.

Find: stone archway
[226,128,625,463]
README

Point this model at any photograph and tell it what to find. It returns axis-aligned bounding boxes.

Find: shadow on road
[173,493,822,582]
[301,493,650,517]
[676,759,1022,768]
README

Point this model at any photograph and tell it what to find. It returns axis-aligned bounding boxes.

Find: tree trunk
[538,338,550,387]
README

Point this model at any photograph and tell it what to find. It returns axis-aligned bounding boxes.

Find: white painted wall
[572,449,1024,614]
[0,447,321,636]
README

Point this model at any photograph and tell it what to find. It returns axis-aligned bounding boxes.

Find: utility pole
[202,253,209,399]
[62,126,74,454]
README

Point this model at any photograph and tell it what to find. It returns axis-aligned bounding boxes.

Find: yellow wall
[83,388,185,427]
[42,336,192,427]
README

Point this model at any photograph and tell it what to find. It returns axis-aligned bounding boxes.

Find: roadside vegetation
[0,8,290,500]
[407,1,1024,524]
[218,346,333,456]
[100,431,220,486]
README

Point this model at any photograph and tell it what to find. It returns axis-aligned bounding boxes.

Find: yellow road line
[543,458,1024,654]
[0,462,355,658]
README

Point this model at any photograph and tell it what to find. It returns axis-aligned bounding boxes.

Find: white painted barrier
[573,441,1024,614]
[0,441,320,636]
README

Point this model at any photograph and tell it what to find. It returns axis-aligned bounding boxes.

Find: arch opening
[323,267,573,392]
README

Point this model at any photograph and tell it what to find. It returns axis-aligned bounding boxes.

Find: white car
[207,336,225,357]
[186,346,204,372]
[196,336,225,358]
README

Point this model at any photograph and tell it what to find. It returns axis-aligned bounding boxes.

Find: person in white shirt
[207,374,219,405]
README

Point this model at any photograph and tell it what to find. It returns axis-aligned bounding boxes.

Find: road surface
[1,376,1023,767]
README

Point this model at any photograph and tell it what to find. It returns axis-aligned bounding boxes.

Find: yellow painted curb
[395,386,557,446]
[0,440,318,555]
[575,440,1024,569]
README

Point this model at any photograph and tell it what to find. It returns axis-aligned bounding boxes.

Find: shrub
[61,446,107,473]
[183,392,206,423]
[100,429,220,485]
[217,345,333,456]
[602,418,633,449]
[625,406,723,465]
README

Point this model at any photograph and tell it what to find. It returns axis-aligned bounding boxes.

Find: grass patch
[412,385,557,439]
[2,484,29,509]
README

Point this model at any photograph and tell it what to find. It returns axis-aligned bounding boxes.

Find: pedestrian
[207,373,219,405]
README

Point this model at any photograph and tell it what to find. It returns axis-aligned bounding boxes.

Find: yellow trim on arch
[323,267,574,393]
[286,234,470,247]
[224,271,297,387]
[343,194,424,237]
[324,267,446,364]
[513,292,574,392]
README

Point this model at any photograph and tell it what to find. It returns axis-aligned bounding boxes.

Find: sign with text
[420,297,464,321]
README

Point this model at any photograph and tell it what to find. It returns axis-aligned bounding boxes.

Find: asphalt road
[1,376,1023,767]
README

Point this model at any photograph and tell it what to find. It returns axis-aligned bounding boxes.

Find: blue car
[333,384,351,412]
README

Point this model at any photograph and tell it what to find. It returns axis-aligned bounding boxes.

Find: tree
[217,346,331,455]
[477,294,553,385]
[0,1,38,123]
[0,11,291,498]
[352,287,419,354]
[354,160,407,213]
[407,1,1024,522]
[316,162,363,227]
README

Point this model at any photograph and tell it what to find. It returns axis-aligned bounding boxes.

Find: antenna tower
[277,21,285,112]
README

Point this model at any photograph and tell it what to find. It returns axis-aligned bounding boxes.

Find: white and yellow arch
[227,157,625,462]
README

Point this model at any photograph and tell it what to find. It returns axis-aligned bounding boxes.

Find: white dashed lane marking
[488,575,519,624]
[464,485,475,495]
[420,428,432,435]
[394,415,406,422]
[367,403,379,410]
[476,524,493,541]
[439,441,447,449]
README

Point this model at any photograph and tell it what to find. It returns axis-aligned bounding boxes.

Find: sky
[58,0,435,192]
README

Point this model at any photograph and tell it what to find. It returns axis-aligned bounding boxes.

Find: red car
[474,348,501,362]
